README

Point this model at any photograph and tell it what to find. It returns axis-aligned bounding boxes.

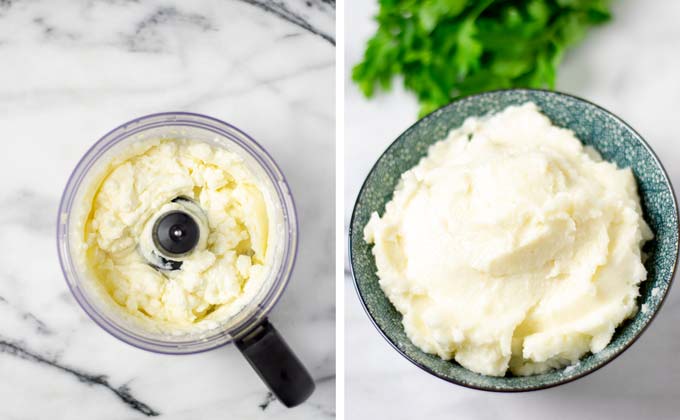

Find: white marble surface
[0,0,334,419]
[345,1,680,419]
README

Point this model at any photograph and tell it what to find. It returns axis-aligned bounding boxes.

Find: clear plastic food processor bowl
[57,113,314,407]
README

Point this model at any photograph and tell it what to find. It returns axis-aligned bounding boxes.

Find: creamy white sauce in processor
[364,103,652,376]
[72,138,279,332]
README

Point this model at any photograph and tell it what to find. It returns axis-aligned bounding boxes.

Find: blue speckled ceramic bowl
[349,89,679,391]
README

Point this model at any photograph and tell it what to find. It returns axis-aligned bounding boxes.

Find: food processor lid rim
[57,112,299,354]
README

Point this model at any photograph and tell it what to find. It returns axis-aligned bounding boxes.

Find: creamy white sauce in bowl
[364,103,653,377]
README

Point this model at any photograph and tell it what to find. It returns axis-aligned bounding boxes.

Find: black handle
[236,318,315,408]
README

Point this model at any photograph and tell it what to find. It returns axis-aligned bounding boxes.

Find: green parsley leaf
[353,0,612,116]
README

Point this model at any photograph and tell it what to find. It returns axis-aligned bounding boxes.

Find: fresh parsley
[353,0,612,116]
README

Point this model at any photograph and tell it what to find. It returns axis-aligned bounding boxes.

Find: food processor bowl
[57,112,314,407]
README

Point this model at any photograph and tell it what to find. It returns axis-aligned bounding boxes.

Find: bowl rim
[349,88,679,392]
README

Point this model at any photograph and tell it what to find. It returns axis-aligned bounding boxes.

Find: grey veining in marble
[345,0,680,419]
[0,0,335,419]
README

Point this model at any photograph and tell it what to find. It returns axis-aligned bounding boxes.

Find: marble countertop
[0,1,334,419]
[345,0,680,419]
